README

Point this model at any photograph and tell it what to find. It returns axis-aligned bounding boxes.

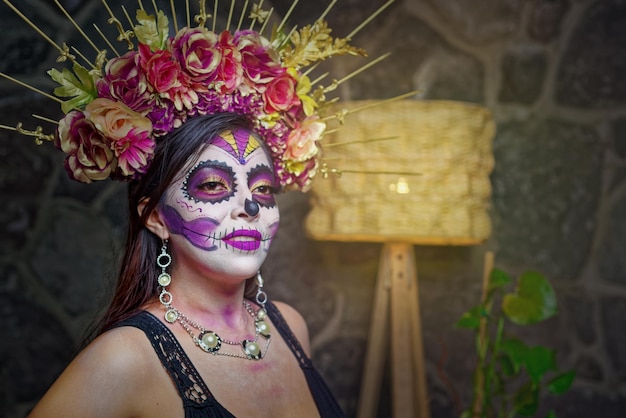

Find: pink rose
[214,31,243,93]
[172,27,221,83]
[138,44,198,110]
[284,116,325,162]
[263,72,300,113]
[138,44,187,93]
[97,51,154,114]
[235,30,282,87]
[55,111,115,183]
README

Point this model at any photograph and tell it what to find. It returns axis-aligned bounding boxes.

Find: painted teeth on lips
[221,229,263,251]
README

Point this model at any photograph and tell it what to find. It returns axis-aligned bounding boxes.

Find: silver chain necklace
[159,289,271,360]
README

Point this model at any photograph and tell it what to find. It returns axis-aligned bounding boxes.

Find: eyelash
[198,175,230,192]
[251,182,277,195]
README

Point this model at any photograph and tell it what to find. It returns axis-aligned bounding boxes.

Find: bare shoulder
[272,301,312,356]
[28,326,159,418]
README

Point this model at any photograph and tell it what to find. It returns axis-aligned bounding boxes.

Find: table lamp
[305,99,495,418]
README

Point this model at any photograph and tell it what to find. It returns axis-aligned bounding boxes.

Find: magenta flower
[172,27,221,83]
[235,30,283,89]
[110,127,156,178]
[55,111,116,183]
[97,51,154,114]
[138,44,197,110]
[147,102,184,137]
[214,31,243,94]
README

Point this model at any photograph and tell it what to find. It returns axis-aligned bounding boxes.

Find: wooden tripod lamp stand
[305,99,495,417]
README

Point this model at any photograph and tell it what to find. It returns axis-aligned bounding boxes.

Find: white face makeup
[159,129,280,280]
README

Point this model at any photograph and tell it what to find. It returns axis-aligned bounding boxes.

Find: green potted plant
[456,267,576,418]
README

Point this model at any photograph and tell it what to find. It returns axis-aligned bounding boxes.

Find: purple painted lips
[221,229,262,251]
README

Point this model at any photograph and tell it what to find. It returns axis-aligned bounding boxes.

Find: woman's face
[159,129,280,280]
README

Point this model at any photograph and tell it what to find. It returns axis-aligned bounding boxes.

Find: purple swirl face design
[159,129,280,279]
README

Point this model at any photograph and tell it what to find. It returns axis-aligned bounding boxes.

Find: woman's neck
[158,263,253,332]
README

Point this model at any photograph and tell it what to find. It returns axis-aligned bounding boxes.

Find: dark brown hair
[95,112,260,335]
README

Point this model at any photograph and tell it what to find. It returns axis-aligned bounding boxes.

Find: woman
[0,0,391,415]
[28,113,343,417]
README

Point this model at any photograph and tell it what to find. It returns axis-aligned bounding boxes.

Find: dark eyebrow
[247,164,276,185]
[185,160,235,184]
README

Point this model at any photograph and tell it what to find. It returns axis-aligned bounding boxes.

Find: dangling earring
[157,239,172,287]
[255,271,268,308]
[157,240,178,323]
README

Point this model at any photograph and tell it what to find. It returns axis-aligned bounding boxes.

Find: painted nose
[244,198,260,217]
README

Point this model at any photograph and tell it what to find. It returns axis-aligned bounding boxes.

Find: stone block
[556,0,626,107]
[597,188,626,286]
[564,294,597,345]
[347,7,484,101]
[527,0,570,43]
[422,0,523,44]
[600,296,626,379]
[491,120,603,279]
[499,42,547,105]
[30,203,115,316]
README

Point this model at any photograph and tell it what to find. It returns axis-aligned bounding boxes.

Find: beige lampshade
[305,100,495,245]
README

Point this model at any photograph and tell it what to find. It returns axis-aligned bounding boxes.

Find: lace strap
[265,302,345,417]
[112,311,213,407]
[265,301,313,369]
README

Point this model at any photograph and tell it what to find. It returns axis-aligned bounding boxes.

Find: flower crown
[1,0,399,191]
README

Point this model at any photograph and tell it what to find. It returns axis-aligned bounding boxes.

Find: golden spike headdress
[0,0,408,190]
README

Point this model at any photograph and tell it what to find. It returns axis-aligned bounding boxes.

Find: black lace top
[113,301,344,417]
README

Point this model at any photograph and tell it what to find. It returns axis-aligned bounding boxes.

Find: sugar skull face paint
[183,160,238,204]
[159,129,280,279]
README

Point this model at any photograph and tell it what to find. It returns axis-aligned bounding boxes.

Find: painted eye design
[248,165,277,208]
[199,176,230,193]
[183,160,237,204]
[252,184,275,195]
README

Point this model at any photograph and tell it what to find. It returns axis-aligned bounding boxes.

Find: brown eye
[252,183,275,195]
[199,178,229,193]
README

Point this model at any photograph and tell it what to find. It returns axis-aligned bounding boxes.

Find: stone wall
[1,0,625,417]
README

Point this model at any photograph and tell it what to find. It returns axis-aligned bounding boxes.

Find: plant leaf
[514,383,539,416]
[48,63,97,113]
[500,337,528,373]
[134,9,169,50]
[547,370,576,394]
[456,305,484,329]
[498,353,516,377]
[546,410,557,418]
[488,267,511,292]
[502,271,557,325]
[525,346,556,384]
